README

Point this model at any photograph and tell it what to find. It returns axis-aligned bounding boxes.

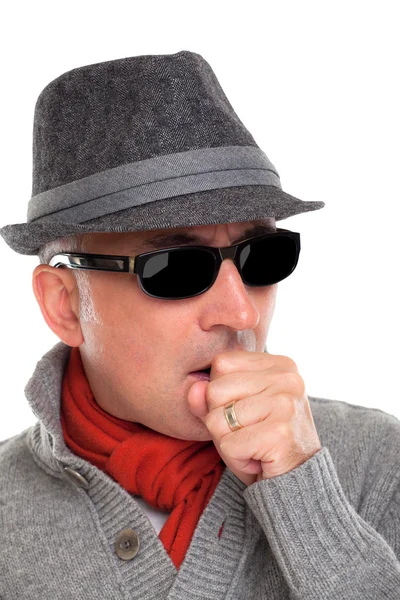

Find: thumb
[187,379,209,420]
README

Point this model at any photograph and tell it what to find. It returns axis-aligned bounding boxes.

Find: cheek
[254,283,277,311]
[90,274,142,322]
[254,285,277,334]
[266,291,277,322]
[265,284,278,307]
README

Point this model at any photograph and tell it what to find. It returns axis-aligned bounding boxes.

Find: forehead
[81,218,276,252]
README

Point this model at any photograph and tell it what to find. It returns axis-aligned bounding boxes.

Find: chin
[168,419,213,442]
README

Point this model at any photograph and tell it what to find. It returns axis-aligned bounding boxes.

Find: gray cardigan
[1,341,400,599]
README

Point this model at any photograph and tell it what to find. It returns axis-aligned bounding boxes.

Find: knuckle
[213,354,229,371]
[284,372,306,396]
[277,355,298,372]
[285,357,298,371]
[277,392,297,418]
[275,421,292,440]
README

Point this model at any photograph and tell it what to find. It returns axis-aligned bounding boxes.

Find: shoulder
[308,395,400,508]
[0,427,32,465]
[308,394,400,446]
[0,427,39,493]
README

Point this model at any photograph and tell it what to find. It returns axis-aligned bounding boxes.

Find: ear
[32,264,84,347]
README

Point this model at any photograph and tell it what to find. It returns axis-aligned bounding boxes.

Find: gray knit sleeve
[243,445,400,599]
[371,480,400,564]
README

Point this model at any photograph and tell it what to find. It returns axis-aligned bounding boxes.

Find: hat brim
[0,185,325,256]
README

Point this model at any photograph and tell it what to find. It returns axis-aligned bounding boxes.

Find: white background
[0,0,399,442]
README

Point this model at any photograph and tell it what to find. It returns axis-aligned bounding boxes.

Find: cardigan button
[115,529,140,560]
[63,466,90,490]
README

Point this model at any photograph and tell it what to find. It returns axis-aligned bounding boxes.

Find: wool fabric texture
[60,346,225,569]
[0,51,326,256]
[2,341,400,597]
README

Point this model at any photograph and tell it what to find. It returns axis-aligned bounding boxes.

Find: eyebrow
[136,223,277,251]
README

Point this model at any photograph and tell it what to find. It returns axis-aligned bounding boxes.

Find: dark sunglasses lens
[240,235,298,285]
[142,248,216,299]
[141,235,298,299]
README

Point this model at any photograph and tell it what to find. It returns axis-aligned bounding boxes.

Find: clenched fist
[188,350,322,486]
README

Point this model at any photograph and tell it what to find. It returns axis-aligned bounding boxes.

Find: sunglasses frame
[49,227,300,300]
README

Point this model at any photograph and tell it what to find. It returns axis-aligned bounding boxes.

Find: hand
[187,350,322,486]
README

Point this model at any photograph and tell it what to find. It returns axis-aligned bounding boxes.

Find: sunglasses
[49,228,300,300]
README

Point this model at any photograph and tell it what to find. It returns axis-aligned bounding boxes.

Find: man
[0,51,399,599]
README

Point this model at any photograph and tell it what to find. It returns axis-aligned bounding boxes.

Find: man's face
[70,218,278,441]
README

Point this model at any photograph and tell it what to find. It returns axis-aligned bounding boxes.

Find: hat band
[28,145,281,224]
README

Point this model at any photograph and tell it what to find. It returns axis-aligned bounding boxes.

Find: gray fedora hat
[0,50,325,256]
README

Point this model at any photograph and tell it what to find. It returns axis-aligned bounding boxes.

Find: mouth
[189,366,211,380]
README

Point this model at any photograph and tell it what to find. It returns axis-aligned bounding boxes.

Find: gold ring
[224,401,243,432]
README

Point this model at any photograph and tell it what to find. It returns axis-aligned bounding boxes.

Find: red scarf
[60,347,225,569]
